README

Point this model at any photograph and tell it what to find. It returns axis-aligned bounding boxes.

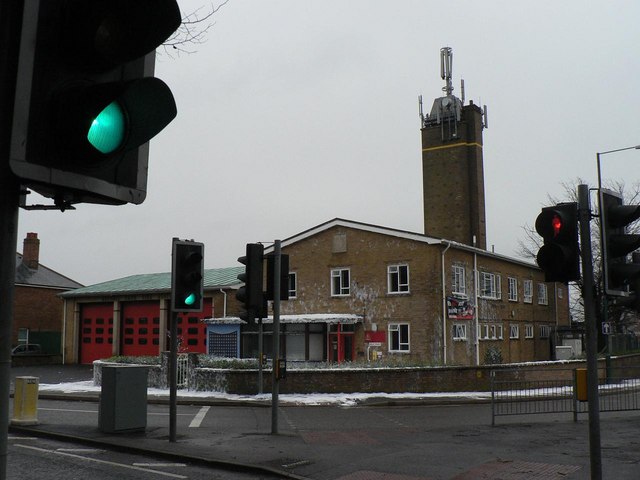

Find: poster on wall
[447,297,475,320]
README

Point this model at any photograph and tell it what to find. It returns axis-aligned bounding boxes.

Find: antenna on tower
[418,95,425,127]
[460,79,465,105]
[440,47,454,96]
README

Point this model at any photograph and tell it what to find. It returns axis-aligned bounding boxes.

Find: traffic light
[535,202,580,283]
[9,0,180,207]
[171,240,204,312]
[266,253,290,301]
[600,189,640,297]
[237,243,267,320]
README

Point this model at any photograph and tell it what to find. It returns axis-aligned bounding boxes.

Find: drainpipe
[474,250,480,366]
[441,242,452,365]
[219,289,227,317]
[62,299,67,364]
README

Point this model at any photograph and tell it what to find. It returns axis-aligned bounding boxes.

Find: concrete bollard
[11,376,39,426]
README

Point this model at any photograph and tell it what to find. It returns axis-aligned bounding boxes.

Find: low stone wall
[12,354,62,367]
[93,353,640,394]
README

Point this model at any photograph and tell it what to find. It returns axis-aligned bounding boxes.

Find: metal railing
[177,353,189,388]
[491,366,640,425]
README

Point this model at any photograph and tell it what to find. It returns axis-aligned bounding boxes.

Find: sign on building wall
[364,331,386,343]
[447,297,475,320]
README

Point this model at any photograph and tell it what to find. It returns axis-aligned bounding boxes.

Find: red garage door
[176,298,212,354]
[79,303,114,364]
[121,301,160,357]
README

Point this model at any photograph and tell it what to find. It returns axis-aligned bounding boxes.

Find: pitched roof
[59,266,243,298]
[15,253,84,290]
[265,217,539,269]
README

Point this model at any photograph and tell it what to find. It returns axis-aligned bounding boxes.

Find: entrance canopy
[260,313,363,324]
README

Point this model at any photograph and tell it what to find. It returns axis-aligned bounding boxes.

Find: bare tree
[162,1,230,57]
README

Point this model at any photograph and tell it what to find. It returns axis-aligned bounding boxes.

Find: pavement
[8,364,640,479]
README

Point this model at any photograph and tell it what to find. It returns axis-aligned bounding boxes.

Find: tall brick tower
[419,47,487,250]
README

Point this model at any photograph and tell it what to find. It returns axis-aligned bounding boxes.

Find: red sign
[364,330,386,343]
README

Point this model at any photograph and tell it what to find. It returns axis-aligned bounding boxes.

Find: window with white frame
[538,283,548,305]
[525,324,534,339]
[389,323,410,352]
[539,325,551,338]
[478,323,503,340]
[510,324,520,339]
[288,272,297,299]
[331,268,350,296]
[388,264,410,294]
[452,265,466,296]
[480,272,501,299]
[523,280,533,303]
[453,323,467,341]
[508,277,518,302]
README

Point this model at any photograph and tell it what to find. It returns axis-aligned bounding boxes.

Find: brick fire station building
[59,48,571,365]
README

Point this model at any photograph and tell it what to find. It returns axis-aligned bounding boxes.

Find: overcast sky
[17,0,640,286]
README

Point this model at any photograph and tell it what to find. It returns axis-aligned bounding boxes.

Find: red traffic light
[535,203,580,283]
[536,209,570,241]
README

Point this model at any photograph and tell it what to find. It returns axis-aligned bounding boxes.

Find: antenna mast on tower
[440,47,454,96]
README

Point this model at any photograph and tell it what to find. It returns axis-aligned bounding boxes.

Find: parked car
[11,344,42,355]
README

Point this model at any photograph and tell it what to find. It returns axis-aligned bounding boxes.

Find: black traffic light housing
[535,202,580,283]
[266,253,290,301]
[237,243,267,321]
[171,240,204,312]
[9,0,180,207]
[600,189,640,297]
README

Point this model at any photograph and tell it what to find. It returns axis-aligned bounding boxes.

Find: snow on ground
[37,381,491,406]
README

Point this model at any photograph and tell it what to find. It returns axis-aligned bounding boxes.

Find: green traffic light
[184,293,197,306]
[87,101,126,154]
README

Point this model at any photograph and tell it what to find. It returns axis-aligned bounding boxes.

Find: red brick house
[14,233,83,355]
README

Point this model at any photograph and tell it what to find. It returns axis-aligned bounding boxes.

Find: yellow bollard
[575,368,588,402]
[11,376,39,426]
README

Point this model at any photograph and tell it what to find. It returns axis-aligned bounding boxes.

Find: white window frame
[388,323,410,352]
[452,265,466,297]
[331,268,350,297]
[388,264,410,294]
[453,323,467,341]
[538,283,548,305]
[480,272,501,300]
[525,324,534,339]
[540,325,551,339]
[510,324,520,339]
[478,323,503,340]
[523,280,533,304]
[508,277,518,302]
[288,272,297,299]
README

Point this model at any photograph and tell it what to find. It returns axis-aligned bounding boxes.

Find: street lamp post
[588,144,640,480]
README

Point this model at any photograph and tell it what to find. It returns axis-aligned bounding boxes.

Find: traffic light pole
[271,240,282,434]
[0,175,20,480]
[169,310,178,443]
[577,184,602,480]
[0,4,22,477]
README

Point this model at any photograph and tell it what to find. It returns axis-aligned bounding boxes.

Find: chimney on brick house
[22,232,40,270]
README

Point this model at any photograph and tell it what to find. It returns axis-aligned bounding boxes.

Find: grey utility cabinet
[99,365,148,433]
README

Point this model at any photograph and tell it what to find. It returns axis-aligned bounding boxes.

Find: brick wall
[13,285,65,346]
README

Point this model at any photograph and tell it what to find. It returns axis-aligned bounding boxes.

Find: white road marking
[189,406,210,428]
[14,444,188,479]
[57,448,105,454]
[133,463,187,467]
[8,436,39,441]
